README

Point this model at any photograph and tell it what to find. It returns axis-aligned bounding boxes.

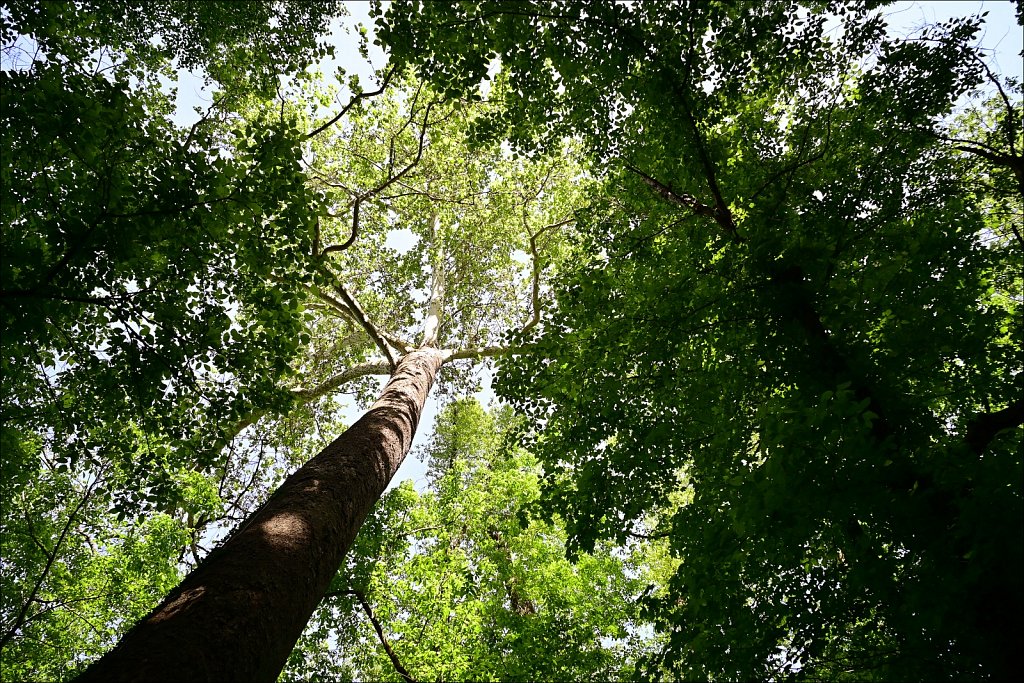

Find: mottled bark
[76,348,445,683]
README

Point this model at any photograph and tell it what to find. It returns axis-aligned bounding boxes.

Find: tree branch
[971,51,1019,157]
[443,343,531,362]
[324,590,418,683]
[624,162,718,220]
[421,214,445,347]
[312,265,398,371]
[0,475,100,649]
[306,64,400,140]
[670,84,745,242]
[290,360,393,401]
[965,397,1024,455]
[522,215,574,336]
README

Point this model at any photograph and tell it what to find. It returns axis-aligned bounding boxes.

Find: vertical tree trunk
[76,347,445,682]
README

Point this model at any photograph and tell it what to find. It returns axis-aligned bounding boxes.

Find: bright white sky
[168,1,1021,493]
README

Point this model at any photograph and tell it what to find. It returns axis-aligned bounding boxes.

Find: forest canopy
[1,1,1021,681]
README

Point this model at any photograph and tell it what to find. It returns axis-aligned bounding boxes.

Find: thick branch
[313,266,398,371]
[379,330,415,355]
[522,215,574,336]
[965,397,1024,455]
[624,163,717,219]
[951,143,1024,199]
[443,343,531,362]
[421,214,445,347]
[674,91,743,241]
[291,361,393,402]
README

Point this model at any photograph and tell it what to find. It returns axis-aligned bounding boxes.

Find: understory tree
[376,0,1023,679]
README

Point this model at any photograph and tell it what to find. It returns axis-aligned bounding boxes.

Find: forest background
[1,1,1021,681]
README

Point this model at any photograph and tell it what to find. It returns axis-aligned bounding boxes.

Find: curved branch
[522,215,574,336]
[965,397,1024,455]
[320,99,437,257]
[971,51,1019,156]
[321,197,362,255]
[323,590,418,683]
[306,64,400,139]
[290,360,393,402]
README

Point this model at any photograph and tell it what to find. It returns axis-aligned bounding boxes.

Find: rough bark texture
[76,348,445,683]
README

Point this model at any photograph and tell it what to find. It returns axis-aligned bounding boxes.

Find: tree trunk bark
[76,347,445,682]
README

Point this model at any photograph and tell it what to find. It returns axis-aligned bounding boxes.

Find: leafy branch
[306,64,400,140]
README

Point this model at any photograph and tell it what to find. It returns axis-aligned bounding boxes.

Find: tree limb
[522,214,574,336]
[421,214,445,347]
[443,343,530,362]
[306,64,400,140]
[624,162,718,220]
[0,474,101,649]
[965,397,1024,455]
[290,360,393,401]
[324,590,418,683]
[312,265,398,371]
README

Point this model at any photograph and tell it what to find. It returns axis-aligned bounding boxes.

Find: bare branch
[443,343,531,362]
[291,360,393,401]
[379,329,416,355]
[421,214,446,347]
[971,51,1019,156]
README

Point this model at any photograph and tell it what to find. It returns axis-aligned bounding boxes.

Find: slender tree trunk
[76,347,445,683]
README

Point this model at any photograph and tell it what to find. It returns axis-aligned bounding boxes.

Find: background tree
[376,1,1023,679]
[285,399,665,682]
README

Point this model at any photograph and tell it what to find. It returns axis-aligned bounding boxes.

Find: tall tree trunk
[76,347,445,683]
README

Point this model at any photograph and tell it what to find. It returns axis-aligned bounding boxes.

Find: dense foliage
[2,2,342,674]
[378,1,1023,679]
[1,0,1020,680]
